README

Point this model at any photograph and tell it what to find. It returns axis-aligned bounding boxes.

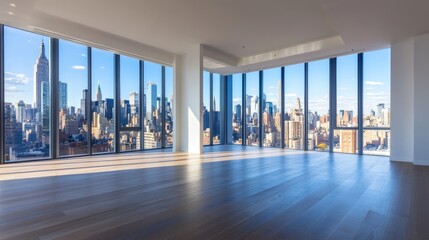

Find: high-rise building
[96,82,103,104]
[59,81,68,110]
[234,104,241,121]
[33,40,49,111]
[17,100,26,123]
[146,82,157,120]
[377,103,385,118]
[340,130,357,153]
[81,89,88,117]
[129,92,139,115]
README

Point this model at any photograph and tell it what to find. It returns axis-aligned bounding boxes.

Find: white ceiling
[1,0,429,74]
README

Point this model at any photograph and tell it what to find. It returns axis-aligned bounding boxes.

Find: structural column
[172,45,204,153]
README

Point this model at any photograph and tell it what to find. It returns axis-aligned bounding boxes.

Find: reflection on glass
[144,61,162,149]
[203,71,211,145]
[363,130,390,156]
[284,64,305,150]
[245,71,260,146]
[308,60,330,151]
[165,66,174,147]
[91,48,115,153]
[212,74,221,145]
[363,49,391,128]
[232,74,243,145]
[333,129,358,154]
[4,27,51,161]
[262,68,281,147]
[337,54,358,127]
[59,40,89,156]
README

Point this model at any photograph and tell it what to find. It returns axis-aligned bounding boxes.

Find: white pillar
[413,34,429,166]
[172,45,203,153]
[390,40,414,163]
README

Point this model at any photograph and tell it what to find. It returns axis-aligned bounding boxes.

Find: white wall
[390,40,414,163]
[413,34,429,165]
[391,33,429,165]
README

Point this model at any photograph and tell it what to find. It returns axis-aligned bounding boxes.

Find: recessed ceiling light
[10,3,16,7]
[8,11,14,15]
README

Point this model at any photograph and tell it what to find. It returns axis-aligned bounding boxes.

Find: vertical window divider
[0,24,4,164]
[140,60,144,151]
[209,73,213,146]
[358,53,364,155]
[161,66,166,148]
[304,63,309,151]
[87,47,93,155]
[242,73,246,146]
[50,38,59,159]
[259,70,263,147]
[281,67,285,148]
[329,58,337,153]
[114,54,120,153]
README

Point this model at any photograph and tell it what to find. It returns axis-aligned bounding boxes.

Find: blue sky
[5,25,389,117]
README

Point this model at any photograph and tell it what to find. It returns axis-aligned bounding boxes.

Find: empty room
[0,0,428,239]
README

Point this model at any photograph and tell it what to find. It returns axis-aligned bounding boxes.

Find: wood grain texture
[0,146,427,240]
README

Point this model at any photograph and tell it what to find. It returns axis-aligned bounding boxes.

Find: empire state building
[33,40,49,111]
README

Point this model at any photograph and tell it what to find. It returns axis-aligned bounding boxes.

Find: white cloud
[72,65,86,70]
[285,93,296,97]
[366,91,385,96]
[365,81,384,86]
[6,86,24,92]
[100,66,105,69]
[5,72,31,85]
[81,54,86,57]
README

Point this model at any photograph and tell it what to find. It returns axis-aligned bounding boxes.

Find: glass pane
[91,48,115,153]
[363,130,390,156]
[203,71,211,145]
[262,68,282,147]
[245,71,260,146]
[212,74,221,145]
[308,60,330,151]
[120,56,140,128]
[337,54,358,127]
[4,27,51,162]
[363,49,391,127]
[284,64,305,150]
[165,66,174,147]
[144,61,162,149]
[119,131,140,151]
[59,40,89,156]
[333,129,358,154]
[232,74,243,145]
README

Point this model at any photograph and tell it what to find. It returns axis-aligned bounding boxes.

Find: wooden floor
[0,146,428,240]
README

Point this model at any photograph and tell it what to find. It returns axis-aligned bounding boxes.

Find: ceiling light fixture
[8,11,14,15]
[10,3,16,7]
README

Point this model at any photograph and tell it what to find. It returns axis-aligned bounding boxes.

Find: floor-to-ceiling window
[0,25,174,164]
[232,74,243,145]
[143,61,163,149]
[4,27,51,162]
[245,71,260,146]
[58,40,89,157]
[212,74,221,145]
[308,59,330,151]
[262,67,282,147]
[363,49,391,156]
[119,55,140,151]
[284,64,305,150]
[334,54,358,154]
[203,71,211,145]
[165,66,173,147]
[91,48,115,154]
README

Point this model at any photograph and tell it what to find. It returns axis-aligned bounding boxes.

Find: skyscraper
[146,82,157,120]
[81,89,88,116]
[129,92,139,115]
[96,82,103,104]
[17,100,26,123]
[33,40,49,111]
[59,81,68,110]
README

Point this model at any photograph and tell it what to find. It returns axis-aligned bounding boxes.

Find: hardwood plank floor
[0,146,428,240]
